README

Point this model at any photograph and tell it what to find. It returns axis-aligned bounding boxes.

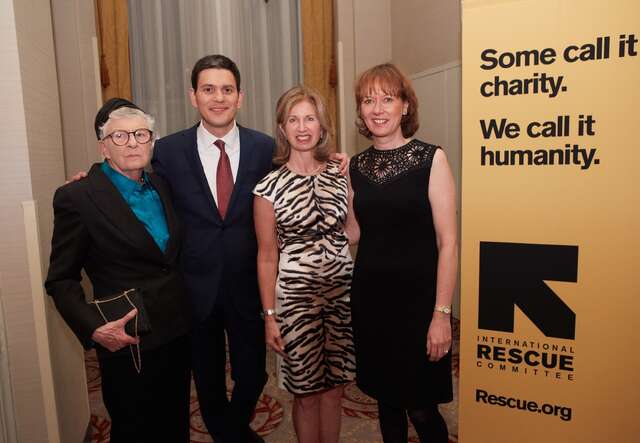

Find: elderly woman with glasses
[45,98,192,443]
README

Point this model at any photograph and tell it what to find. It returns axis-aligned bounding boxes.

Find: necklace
[286,161,324,176]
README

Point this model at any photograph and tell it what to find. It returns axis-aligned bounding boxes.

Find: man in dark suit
[45,99,192,443]
[152,55,273,443]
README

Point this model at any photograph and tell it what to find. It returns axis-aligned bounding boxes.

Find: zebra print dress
[253,160,356,394]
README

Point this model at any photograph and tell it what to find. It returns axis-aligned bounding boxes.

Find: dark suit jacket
[45,163,191,356]
[152,124,275,323]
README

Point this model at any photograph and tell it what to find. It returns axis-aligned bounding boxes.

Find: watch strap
[434,305,452,314]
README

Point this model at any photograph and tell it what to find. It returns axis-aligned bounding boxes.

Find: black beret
[94,98,143,140]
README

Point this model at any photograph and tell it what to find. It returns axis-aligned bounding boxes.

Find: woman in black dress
[348,63,458,443]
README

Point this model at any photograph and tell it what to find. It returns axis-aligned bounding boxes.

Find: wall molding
[0,287,18,443]
[409,60,461,80]
[24,201,61,443]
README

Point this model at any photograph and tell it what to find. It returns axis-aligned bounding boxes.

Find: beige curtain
[128,0,301,138]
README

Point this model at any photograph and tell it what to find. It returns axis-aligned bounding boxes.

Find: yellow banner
[459,1,639,441]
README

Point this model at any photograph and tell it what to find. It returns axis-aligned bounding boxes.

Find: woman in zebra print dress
[254,86,357,443]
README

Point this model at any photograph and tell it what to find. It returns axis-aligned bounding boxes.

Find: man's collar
[197,121,239,151]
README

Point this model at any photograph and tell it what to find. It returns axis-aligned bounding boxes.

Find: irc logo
[478,242,578,340]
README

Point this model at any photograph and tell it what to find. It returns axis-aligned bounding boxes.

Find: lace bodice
[350,139,439,185]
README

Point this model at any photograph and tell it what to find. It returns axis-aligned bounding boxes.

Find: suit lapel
[226,125,253,218]
[182,124,222,223]
[86,164,164,262]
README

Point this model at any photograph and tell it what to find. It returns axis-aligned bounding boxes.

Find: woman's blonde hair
[274,85,334,165]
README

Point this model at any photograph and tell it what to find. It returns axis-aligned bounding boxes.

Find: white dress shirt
[196,121,241,205]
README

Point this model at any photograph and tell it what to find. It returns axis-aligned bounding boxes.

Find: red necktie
[214,139,234,219]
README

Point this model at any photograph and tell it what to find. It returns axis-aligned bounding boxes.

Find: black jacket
[45,163,191,356]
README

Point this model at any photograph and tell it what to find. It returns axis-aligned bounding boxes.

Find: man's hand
[65,171,87,184]
[330,152,350,176]
[91,308,140,352]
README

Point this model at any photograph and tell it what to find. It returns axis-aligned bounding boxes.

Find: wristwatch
[261,308,277,318]
[434,305,452,315]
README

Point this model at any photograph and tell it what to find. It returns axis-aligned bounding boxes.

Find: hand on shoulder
[330,152,350,176]
[65,171,87,184]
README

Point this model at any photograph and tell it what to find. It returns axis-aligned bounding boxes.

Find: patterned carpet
[85,320,459,442]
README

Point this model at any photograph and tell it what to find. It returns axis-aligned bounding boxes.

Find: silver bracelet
[261,308,277,318]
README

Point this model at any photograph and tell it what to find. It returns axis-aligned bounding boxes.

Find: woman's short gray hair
[99,107,156,140]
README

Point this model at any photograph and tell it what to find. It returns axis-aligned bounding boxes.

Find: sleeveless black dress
[349,139,453,409]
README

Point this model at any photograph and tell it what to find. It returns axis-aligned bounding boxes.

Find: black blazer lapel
[148,173,180,262]
[182,123,223,224]
[86,164,164,262]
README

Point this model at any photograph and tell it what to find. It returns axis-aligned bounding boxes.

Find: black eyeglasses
[103,128,153,146]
